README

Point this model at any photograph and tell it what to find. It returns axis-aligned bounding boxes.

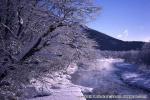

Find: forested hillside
[86,28,144,51]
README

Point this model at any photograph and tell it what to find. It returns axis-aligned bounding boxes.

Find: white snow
[26,63,86,100]
[28,86,86,100]
[122,73,139,79]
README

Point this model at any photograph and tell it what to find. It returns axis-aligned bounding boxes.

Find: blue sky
[87,0,150,41]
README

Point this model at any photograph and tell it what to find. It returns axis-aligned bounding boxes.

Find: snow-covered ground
[26,59,150,100]
[26,63,87,100]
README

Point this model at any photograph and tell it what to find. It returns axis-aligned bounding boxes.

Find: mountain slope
[85,28,144,51]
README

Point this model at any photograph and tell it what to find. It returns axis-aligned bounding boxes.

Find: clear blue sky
[87,0,150,41]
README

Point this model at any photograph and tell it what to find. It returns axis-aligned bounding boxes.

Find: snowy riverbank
[26,59,150,100]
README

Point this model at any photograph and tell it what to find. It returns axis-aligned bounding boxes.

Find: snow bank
[25,63,86,100]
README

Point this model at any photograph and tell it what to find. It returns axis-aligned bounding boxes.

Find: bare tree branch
[1,23,17,39]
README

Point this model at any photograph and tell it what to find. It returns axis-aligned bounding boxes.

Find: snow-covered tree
[0,0,100,98]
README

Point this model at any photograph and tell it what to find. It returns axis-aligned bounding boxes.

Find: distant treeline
[100,42,150,65]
